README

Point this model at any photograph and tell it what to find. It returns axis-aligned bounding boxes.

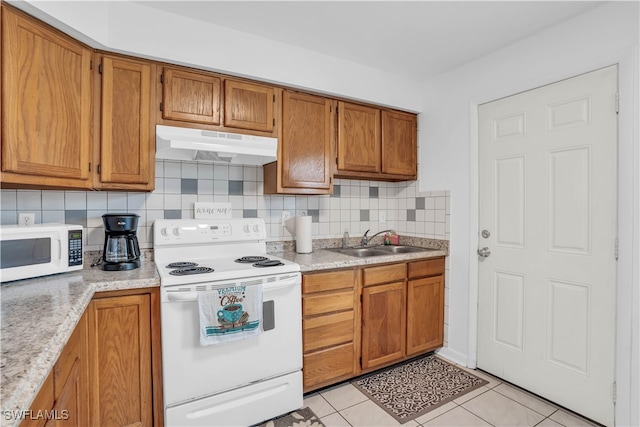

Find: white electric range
[154,218,302,427]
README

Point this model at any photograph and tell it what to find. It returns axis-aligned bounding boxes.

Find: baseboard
[435,347,469,367]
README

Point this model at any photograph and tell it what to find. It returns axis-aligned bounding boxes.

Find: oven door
[160,272,302,409]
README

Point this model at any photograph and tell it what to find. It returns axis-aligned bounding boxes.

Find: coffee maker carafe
[101,213,141,271]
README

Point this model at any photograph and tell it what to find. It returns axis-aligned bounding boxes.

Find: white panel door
[477,66,617,426]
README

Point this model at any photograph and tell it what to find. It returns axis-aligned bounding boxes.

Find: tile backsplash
[1,160,450,251]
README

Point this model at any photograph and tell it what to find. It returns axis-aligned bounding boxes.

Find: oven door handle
[165,277,300,302]
[166,292,200,302]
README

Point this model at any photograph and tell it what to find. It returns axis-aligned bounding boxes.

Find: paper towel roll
[295,215,312,254]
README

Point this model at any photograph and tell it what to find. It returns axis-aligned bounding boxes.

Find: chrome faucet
[361,229,395,246]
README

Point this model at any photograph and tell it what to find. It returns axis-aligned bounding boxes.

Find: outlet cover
[281,211,291,226]
[19,213,35,227]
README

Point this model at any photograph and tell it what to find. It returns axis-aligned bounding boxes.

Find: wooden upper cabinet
[97,54,155,191]
[264,90,332,195]
[382,110,417,177]
[337,101,381,174]
[161,66,221,125]
[224,79,275,132]
[335,99,417,182]
[1,5,92,189]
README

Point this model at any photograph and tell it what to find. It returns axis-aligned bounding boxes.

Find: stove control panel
[154,218,267,245]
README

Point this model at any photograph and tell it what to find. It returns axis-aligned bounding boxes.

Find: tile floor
[303,363,600,427]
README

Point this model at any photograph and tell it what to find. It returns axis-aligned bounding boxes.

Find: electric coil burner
[153,218,302,426]
[235,256,268,263]
[253,259,285,267]
[168,266,215,276]
[166,262,198,268]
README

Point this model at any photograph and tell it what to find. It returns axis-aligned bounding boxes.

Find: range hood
[155,125,277,165]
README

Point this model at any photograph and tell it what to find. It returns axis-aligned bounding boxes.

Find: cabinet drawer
[363,263,406,286]
[303,343,355,389]
[303,311,354,353]
[303,289,354,316]
[303,269,355,294]
[408,257,445,279]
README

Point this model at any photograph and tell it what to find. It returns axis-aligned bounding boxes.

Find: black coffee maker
[100,213,141,271]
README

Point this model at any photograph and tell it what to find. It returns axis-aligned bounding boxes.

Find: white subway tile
[181,162,198,179]
[229,165,243,180]
[42,191,65,210]
[164,161,181,178]
[107,193,127,211]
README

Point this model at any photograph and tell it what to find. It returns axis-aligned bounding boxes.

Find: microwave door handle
[53,237,62,263]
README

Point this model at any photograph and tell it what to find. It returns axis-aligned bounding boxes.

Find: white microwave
[0,223,83,283]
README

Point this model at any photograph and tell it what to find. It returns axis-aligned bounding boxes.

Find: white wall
[12,0,423,112]
[420,2,639,425]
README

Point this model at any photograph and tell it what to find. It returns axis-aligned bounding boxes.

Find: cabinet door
[337,101,380,174]
[162,67,221,125]
[361,281,406,369]
[98,55,155,190]
[20,373,53,427]
[54,359,83,427]
[266,90,332,194]
[381,110,417,177]
[87,294,153,427]
[1,5,92,189]
[53,311,89,426]
[224,79,275,132]
[407,275,444,356]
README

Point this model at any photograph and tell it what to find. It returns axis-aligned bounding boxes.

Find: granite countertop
[0,261,159,427]
[268,236,448,271]
[1,238,447,426]
[273,246,448,271]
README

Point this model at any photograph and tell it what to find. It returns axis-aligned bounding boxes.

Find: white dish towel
[198,284,263,346]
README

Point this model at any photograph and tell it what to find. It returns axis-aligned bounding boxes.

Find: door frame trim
[467,48,638,426]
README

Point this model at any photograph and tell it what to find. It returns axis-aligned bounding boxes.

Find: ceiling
[138,1,606,81]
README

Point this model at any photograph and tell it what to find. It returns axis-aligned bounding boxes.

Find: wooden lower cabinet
[361,281,406,370]
[407,276,444,356]
[87,288,162,427]
[361,264,407,370]
[301,257,446,390]
[24,287,163,427]
[22,311,89,427]
[302,269,358,392]
[407,258,445,355]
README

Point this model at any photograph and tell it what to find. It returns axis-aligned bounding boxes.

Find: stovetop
[153,218,300,287]
[156,253,299,286]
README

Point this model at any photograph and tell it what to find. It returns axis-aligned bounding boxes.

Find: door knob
[477,247,491,257]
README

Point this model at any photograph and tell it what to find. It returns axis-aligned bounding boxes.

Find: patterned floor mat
[255,407,325,427]
[352,354,488,423]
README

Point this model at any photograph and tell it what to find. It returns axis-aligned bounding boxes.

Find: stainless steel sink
[326,247,388,257]
[326,245,436,258]
[373,245,437,254]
